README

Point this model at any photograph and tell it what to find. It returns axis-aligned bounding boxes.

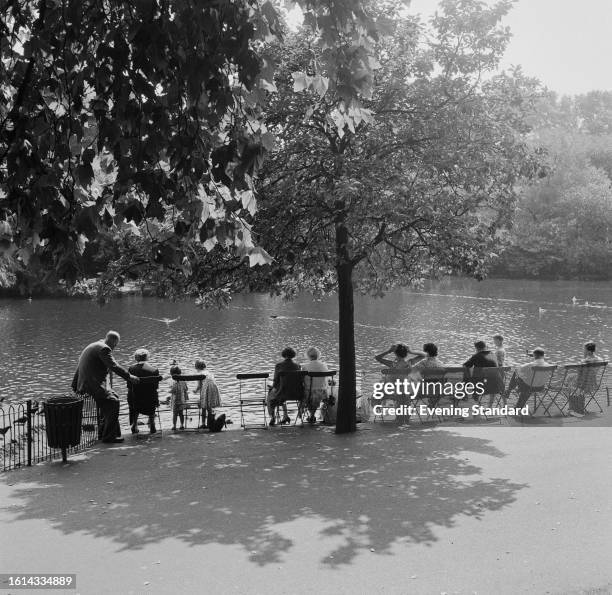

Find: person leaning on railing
[71,330,140,444]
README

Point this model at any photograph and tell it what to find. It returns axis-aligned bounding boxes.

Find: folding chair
[236,373,269,429]
[296,370,337,425]
[545,361,608,416]
[475,367,512,415]
[131,374,164,438]
[582,361,608,413]
[413,368,447,422]
[539,366,577,417]
[432,366,468,419]
[273,370,307,426]
[375,368,414,424]
[505,365,557,416]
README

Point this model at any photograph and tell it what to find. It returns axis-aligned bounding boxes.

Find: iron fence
[0,396,98,472]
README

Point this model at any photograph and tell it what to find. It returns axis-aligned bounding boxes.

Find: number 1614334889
[0,574,75,589]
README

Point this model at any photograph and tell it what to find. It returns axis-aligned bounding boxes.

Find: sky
[407,0,612,96]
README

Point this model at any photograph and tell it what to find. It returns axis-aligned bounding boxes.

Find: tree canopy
[0,0,381,290]
[254,0,542,432]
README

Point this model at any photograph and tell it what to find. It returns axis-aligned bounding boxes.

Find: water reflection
[0,279,611,410]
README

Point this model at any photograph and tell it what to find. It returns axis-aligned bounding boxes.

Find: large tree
[255,0,542,433]
[0,0,379,291]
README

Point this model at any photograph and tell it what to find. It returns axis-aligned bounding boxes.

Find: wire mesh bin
[44,395,85,463]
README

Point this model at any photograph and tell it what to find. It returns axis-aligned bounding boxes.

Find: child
[492,334,506,367]
[194,359,221,429]
[169,364,188,430]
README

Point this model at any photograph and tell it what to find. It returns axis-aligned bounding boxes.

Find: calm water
[1,279,611,409]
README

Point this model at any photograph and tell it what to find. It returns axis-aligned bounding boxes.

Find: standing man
[72,331,139,443]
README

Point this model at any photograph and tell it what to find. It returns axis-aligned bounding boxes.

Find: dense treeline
[491,90,612,280]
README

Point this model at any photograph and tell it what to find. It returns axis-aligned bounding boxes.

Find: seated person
[463,340,498,370]
[506,348,554,410]
[301,347,329,424]
[374,343,424,424]
[411,343,444,372]
[268,347,302,426]
[127,348,160,434]
[568,341,603,417]
[463,340,498,393]
[375,343,425,369]
[411,343,445,405]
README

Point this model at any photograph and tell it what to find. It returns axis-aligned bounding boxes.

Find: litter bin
[44,395,84,462]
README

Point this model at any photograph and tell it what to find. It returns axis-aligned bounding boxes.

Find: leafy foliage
[0,0,381,293]
[255,0,542,431]
[493,124,612,279]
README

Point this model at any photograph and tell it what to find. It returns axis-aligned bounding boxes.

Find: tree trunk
[335,220,357,434]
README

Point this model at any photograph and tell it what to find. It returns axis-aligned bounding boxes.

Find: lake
[1,278,611,415]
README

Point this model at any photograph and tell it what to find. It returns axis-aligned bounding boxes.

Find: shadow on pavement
[4,425,525,567]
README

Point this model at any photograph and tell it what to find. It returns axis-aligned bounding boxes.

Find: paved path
[1,421,612,594]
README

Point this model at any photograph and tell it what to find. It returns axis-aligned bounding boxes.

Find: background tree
[492,90,612,279]
[255,0,542,433]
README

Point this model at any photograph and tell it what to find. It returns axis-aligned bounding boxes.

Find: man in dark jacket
[72,331,139,443]
[463,340,499,398]
[463,341,499,370]
[127,348,160,434]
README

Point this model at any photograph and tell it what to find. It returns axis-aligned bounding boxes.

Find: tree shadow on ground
[4,425,525,567]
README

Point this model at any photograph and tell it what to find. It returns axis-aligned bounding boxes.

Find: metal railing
[0,396,98,472]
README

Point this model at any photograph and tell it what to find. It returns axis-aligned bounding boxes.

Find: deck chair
[375,368,414,423]
[582,361,608,413]
[296,370,337,425]
[413,368,447,422]
[237,373,269,429]
[431,366,469,420]
[272,370,307,426]
[505,365,557,415]
[539,365,578,417]
[129,374,164,438]
[544,361,608,416]
[474,367,512,415]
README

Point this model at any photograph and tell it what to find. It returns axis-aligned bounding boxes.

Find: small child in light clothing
[169,364,188,430]
[194,359,221,429]
[493,334,506,367]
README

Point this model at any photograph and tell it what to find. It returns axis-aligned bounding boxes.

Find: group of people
[374,335,604,417]
[71,331,222,442]
[266,346,334,426]
[71,331,335,442]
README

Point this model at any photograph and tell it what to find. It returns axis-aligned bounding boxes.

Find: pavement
[1,418,612,595]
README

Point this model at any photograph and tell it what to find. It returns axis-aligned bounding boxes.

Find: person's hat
[532,347,545,356]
